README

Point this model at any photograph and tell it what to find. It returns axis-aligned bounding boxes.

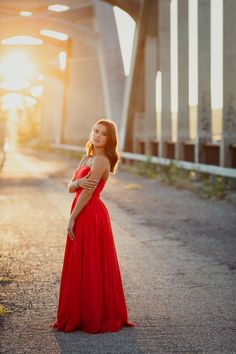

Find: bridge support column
[41,76,64,144]
[196,0,212,163]
[144,0,158,155]
[175,0,189,160]
[63,41,105,145]
[221,0,236,167]
[94,1,125,130]
[158,0,172,158]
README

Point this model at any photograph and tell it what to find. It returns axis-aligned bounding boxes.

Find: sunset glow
[2,93,37,110]
[1,36,43,45]
[113,6,136,76]
[40,29,68,41]
[58,51,67,71]
[30,85,44,97]
[0,51,36,91]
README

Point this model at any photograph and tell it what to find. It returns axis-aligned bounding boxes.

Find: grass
[124,183,143,190]
[0,276,14,316]
[199,175,229,199]
[0,277,13,285]
[120,156,232,201]
[0,304,12,316]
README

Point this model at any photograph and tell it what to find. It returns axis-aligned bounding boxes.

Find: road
[0,148,236,354]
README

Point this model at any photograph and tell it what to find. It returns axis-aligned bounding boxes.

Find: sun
[0,50,35,91]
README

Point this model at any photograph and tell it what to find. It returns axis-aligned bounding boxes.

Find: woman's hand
[67,217,75,241]
[77,172,98,191]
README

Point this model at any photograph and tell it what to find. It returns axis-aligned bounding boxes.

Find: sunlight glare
[170,0,178,113]
[37,74,44,81]
[24,95,37,107]
[2,93,37,110]
[188,0,198,106]
[0,51,35,91]
[211,0,223,110]
[0,81,30,91]
[155,71,162,142]
[30,85,44,97]
[40,29,68,41]
[113,6,136,76]
[20,11,32,17]
[2,93,23,110]
[155,71,162,113]
[1,36,43,45]
[48,4,70,12]
[58,51,67,71]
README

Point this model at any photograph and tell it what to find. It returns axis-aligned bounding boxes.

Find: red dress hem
[52,319,135,334]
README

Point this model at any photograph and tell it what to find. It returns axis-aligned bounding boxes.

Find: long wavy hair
[86,119,119,173]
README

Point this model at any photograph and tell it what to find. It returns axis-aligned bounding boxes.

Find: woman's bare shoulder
[93,155,110,167]
[92,156,110,173]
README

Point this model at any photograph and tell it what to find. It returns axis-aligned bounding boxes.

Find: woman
[52,119,135,333]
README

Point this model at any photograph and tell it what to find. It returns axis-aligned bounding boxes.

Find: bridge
[0,2,236,353]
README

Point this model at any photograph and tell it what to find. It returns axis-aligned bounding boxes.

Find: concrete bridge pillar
[41,76,64,144]
[158,0,171,158]
[94,0,125,131]
[175,0,189,160]
[196,0,212,163]
[63,40,105,145]
[144,36,158,155]
[221,0,236,167]
[144,0,158,155]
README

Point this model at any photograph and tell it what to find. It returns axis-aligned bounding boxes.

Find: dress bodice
[73,165,107,197]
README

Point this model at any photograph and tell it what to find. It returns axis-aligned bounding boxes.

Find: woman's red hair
[86,119,119,173]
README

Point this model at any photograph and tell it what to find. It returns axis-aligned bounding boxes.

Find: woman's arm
[67,155,87,193]
[67,156,109,240]
[68,179,79,193]
[68,173,99,193]
[67,156,98,193]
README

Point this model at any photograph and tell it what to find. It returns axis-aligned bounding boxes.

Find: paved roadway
[0,148,236,354]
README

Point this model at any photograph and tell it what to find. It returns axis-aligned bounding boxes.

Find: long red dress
[53,165,135,333]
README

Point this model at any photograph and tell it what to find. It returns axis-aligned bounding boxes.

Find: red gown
[53,165,135,333]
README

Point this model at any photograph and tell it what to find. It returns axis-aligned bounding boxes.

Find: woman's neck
[92,147,106,156]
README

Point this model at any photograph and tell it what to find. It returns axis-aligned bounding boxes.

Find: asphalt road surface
[0,148,236,354]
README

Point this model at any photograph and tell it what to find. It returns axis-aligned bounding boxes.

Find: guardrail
[51,143,236,179]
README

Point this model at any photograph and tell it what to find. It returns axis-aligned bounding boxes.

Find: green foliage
[160,161,182,185]
[0,277,13,284]
[0,304,12,316]
[136,155,158,179]
[199,175,229,199]
[121,159,232,201]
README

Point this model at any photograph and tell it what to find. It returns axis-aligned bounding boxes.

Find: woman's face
[91,123,108,149]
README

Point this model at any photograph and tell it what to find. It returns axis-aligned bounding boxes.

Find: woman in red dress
[53,119,135,333]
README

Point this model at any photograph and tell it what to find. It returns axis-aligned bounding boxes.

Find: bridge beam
[175,0,189,160]
[196,0,212,163]
[158,0,171,157]
[221,0,236,167]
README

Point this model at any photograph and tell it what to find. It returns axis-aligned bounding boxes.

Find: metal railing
[51,143,236,179]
